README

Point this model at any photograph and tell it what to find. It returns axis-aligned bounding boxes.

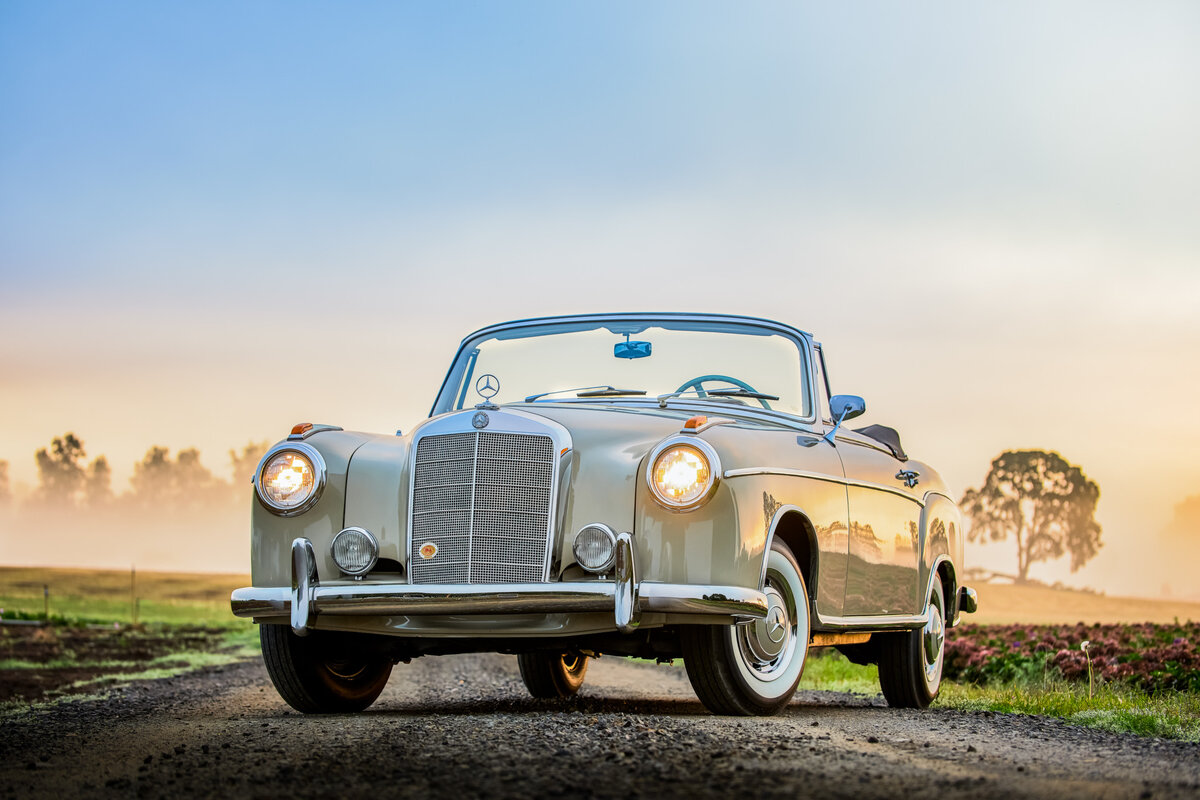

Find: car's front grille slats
[410,430,555,584]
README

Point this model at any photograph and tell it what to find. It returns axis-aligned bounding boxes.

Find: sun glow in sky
[2,2,1199,596]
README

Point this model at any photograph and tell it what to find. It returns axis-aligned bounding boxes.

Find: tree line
[0,435,1110,583]
[0,433,268,513]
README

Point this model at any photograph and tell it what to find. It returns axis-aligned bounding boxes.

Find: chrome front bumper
[232,537,769,636]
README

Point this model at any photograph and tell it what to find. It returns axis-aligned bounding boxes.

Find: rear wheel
[878,578,945,708]
[681,537,810,715]
[518,652,589,698]
[259,624,392,713]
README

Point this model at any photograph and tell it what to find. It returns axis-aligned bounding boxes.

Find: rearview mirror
[829,394,866,422]
[824,395,866,445]
[614,340,652,359]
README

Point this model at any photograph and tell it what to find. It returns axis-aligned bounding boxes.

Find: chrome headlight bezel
[646,436,721,511]
[573,523,618,573]
[330,526,379,576]
[254,441,327,517]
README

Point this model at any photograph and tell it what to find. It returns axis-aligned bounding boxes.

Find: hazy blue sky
[2,2,1199,592]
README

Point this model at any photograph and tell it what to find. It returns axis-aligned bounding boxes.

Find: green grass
[0,566,247,627]
[0,594,241,627]
[801,649,1200,742]
[940,681,1200,741]
[801,651,880,694]
[0,593,244,627]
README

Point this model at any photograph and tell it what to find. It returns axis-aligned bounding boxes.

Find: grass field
[968,583,1200,625]
[0,566,250,627]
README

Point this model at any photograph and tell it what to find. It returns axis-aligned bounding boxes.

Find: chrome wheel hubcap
[922,599,945,686]
[745,585,791,663]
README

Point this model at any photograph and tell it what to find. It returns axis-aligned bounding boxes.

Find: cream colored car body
[234,314,967,648]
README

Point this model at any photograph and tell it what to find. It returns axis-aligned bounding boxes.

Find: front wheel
[681,538,810,715]
[518,652,589,698]
[259,624,392,713]
[878,578,945,708]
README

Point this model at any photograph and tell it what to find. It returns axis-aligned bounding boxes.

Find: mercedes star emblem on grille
[475,373,500,400]
[472,412,490,429]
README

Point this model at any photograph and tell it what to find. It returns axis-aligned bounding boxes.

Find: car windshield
[433,319,811,418]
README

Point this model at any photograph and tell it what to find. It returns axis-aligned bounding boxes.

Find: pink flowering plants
[945,621,1200,694]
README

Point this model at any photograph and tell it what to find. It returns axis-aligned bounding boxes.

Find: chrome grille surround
[407,410,569,585]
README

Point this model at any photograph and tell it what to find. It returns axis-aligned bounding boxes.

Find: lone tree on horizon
[960,450,1101,583]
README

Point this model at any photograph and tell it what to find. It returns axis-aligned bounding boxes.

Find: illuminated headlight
[255,443,326,516]
[331,527,378,576]
[648,438,720,510]
[573,524,617,573]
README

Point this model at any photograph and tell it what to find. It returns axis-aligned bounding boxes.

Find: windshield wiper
[524,385,647,402]
[577,387,647,398]
[706,388,780,401]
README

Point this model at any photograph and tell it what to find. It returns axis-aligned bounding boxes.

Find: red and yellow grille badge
[419,542,438,560]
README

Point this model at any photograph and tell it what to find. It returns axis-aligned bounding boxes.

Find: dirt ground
[1,648,1198,799]
[0,624,230,703]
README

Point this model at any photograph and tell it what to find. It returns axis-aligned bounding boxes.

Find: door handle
[895,469,920,488]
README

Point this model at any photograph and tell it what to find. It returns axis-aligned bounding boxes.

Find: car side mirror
[824,395,866,445]
[829,395,865,422]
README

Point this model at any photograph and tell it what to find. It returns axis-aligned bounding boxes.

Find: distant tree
[961,450,1101,582]
[128,446,222,510]
[0,460,10,505]
[1165,495,1200,540]
[84,455,113,507]
[1160,495,1200,599]
[229,441,270,499]
[35,433,88,506]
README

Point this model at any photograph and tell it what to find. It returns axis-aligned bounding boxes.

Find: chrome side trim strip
[723,467,925,507]
[231,582,768,622]
[816,613,926,630]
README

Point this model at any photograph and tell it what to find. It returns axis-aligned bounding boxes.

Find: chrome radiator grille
[409,431,555,584]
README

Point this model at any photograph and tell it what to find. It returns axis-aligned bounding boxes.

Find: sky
[2,2,1199,595]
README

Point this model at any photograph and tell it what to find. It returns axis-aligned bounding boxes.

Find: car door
[835,430,923,617]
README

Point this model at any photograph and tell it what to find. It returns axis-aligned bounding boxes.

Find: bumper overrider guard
[231,536,769,636]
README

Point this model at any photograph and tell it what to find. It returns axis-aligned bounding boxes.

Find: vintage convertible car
[232,313,976,715]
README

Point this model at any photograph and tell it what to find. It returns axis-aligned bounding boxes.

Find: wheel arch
[929,555,957,625]
[762,505,819,621]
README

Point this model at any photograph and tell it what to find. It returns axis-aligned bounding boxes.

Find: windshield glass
[434,319,811,418]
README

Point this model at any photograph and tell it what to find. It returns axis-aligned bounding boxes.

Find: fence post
[43,584,49,620]
[131,566,137,625]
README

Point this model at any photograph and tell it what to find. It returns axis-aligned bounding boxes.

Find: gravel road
[2,652,1198,799]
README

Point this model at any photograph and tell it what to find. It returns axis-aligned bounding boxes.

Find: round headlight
[256,443,326,516]
[573,524,617,573]
[648,439,719,510]
[331,527,379,576]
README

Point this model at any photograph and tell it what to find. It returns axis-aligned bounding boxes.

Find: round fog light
[331,527,378,576]
[573,524,617,573]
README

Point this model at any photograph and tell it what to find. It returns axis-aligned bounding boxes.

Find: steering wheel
[673,374,772,410]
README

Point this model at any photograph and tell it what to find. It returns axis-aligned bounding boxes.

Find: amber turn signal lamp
[683,415,708,430]
[291,423,314,436]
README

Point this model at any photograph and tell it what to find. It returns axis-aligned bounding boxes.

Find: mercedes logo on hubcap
[767,606,787,642]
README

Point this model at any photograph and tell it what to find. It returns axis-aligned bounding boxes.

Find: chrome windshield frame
[430,313,818,424]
